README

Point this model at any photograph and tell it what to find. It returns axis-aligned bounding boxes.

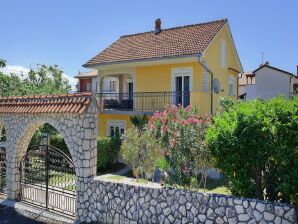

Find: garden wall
[78,177,297,224]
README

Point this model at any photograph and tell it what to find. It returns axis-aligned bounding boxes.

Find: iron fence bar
[45,143,49,210]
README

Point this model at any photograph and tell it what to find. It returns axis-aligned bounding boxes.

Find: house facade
[77,18,243,136]
[239,63,298,100]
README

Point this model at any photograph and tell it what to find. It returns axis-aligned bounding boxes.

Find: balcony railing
[95,91,190,112]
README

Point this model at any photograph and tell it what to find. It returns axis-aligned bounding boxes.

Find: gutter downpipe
[197,54,214,115]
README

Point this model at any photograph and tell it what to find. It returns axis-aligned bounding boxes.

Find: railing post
[142,92,144,112]
[295,193,298,223]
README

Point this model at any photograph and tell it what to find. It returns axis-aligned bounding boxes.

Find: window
[85,81,92,92]
[229,75,235,96]
[221,39,226,68]
[107,121,126,137]
[110,81,116,92]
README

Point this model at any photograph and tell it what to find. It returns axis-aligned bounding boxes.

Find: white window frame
[171,67,193,105]
[106,120,126,137]
[221,39,226,68]
[171,67,193,91]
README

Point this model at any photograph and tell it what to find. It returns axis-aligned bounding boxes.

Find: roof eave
[253,64,294,76]
[83,54,202,69]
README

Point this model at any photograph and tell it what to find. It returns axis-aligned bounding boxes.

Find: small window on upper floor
[229,75,235,96]
[221,39,226,68]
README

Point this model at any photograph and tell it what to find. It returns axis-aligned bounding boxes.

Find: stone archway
[0,93,99,219]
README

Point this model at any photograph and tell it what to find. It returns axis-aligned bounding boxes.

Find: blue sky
[1,0,298,80]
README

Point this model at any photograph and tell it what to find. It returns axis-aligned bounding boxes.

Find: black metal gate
[0,147,6,195]
[20,144,76,217]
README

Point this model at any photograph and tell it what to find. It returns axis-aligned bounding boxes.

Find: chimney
[155,18,161,34]
[296,65,298,77]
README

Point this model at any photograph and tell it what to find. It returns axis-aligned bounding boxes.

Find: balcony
[96,91,191,112]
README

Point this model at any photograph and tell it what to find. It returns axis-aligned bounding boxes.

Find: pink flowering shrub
[148,105,211,186]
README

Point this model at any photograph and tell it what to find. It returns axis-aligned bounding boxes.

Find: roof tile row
[84,19,227,66]
[0,92,93,114]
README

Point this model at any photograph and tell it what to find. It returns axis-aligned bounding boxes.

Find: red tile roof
[0,92,93,114]
[84,19,227,67]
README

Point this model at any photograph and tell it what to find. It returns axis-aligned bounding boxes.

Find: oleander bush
[207,97,298,204]
[147,105,211,187]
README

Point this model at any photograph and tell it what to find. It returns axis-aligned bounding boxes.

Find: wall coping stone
[92,175,295,210]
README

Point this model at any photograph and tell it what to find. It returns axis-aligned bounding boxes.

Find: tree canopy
[0,59,71,97]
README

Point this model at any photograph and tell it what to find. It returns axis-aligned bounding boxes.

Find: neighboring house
[75,70,120,93]
[76,18,243,136]
[238,72,255,99]
[74,70,98,92]
[239,62,298,100]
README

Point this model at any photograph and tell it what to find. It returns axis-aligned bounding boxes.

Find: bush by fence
[207,97,298,205]
[97,136,121,172]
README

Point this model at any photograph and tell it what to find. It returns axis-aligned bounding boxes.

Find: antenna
[261,52,265,65]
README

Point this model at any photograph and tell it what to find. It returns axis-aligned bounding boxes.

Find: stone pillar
[6,146,21,200]
[75,105,98,222]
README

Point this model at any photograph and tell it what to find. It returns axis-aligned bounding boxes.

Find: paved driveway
[0,204,72,224]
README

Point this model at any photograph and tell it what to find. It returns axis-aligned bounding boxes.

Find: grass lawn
[106,172,231,195]
[198,178,231,195]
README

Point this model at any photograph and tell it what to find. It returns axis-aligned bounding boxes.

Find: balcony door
[128,82,133,101]
[175,76,190,107]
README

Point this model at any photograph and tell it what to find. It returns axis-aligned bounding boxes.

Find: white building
[239,63,298,100]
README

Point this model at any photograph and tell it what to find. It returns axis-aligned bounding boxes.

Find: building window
[229,75,235,96]
[221,39,226,68]
[110,81,116,92]
[107,121,126,137]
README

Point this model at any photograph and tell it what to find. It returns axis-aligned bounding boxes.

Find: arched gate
[20,142,76,217]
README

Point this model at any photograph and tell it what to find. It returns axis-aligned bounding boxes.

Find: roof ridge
[120,18,227,38]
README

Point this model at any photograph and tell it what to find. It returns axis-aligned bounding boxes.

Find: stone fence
[79,177,297,224]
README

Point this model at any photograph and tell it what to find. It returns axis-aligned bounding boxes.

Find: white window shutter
[202,62,209,92]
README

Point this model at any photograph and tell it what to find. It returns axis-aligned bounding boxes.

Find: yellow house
[77,18,243,137]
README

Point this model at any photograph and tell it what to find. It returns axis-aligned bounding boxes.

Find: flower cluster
[147,105,211,186]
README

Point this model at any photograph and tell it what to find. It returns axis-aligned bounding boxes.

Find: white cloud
[0,65,30,78]
[63,73,77,91]
[0,64,77,91]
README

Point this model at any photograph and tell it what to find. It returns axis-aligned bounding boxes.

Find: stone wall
[80,178,297,224]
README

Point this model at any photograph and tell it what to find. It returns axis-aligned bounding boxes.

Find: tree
[0,59,6,68]
[129,114,149,131]
[0,59,71,97]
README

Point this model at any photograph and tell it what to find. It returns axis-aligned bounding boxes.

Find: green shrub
[206,97,298,204]
[97,136,121,172]
[121,128,161,179]
[50,134,69,155]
